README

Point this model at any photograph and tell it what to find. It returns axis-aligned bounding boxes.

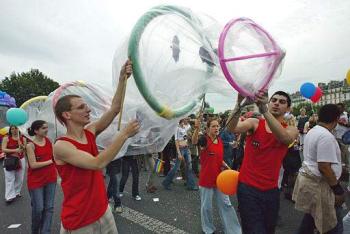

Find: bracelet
[330,183,345,195]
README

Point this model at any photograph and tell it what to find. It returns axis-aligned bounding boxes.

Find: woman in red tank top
[2,125,26,203]
[26,120,57,234]
[192,117,241,234]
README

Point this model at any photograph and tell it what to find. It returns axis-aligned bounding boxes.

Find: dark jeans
[107,174,121,206]
[192,154,199,176]
[237,182,280,234]
[297,206,343,234]
[29,182,56,234]
[223,147,234,169]
[119,157,139,197]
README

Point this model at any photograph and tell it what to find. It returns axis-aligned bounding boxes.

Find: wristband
[330,183,345,195]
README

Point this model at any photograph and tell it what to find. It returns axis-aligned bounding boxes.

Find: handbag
[4,154,20,171]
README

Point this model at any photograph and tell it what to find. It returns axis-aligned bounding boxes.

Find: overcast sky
[1,0,349,112]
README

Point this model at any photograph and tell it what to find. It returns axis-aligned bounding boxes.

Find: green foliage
[292,102,320,116]
[0,69,59,106]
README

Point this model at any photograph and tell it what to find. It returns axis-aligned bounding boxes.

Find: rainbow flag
[154,158,164,174]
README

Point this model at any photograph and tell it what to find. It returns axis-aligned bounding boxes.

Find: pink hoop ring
[218,18,283,98]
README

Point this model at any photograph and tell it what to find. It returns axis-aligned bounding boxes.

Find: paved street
[0,158,330,234]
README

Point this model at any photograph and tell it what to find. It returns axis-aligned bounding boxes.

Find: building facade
[290,79,350,106]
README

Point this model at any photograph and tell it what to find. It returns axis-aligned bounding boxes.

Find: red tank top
[6,136,25,159]
[55,130,108,230]
[199,135,224,188]
[239,119,288,191]
[27,137,57,190]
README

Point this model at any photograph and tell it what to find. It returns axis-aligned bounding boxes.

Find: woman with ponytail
[192,117,241,234]
[26,120,57,234]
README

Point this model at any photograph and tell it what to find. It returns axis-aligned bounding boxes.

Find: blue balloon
[300,83,316,99]
[6,108,28,126]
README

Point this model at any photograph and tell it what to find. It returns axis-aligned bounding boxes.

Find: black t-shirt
[297,116,309,133]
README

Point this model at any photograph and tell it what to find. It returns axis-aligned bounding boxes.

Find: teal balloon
[6,108,28,126]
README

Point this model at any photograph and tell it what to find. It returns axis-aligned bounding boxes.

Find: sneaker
[134,195,142,201]
[114,205,123,213]
[119,193,124,198]
[5,198,15,205]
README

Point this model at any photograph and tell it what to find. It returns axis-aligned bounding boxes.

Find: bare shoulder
[54,140,76,159]
[246,118,260,129]
[85,123,97,135]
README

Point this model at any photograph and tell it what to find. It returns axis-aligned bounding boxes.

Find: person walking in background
[119,155,142,201]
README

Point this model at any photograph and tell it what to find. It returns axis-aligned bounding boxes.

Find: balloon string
[118,75,128,131]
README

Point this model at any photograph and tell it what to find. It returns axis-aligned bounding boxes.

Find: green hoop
[128,5,210,119]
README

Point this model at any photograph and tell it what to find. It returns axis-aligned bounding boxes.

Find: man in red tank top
[227,90,298,234]
[53,60,140,233]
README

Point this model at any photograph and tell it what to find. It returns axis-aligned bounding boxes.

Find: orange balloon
[216,169,239,195]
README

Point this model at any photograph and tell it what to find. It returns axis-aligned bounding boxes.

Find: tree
[292,102,320,117]
[0,69,59,107]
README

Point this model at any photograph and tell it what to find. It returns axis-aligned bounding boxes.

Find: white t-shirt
[302,125,342,179]
[175,125,188,141]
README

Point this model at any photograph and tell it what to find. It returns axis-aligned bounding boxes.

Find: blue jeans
[237,182,280,234]
[200,187,241,234]
[29,182,56,234]
[297,206,343,234]
[162,147,196,189]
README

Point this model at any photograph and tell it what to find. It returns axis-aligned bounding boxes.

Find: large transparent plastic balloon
[112,5,237,156]
[113,5,233,119]
[19,96,47,134]
[218,18,285,99]
[19,81,178,157]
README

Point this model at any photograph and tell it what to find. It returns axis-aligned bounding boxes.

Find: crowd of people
[1,60,350,234]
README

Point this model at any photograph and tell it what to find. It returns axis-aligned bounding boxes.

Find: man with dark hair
[293,104,344,233]
[226,90,298,234]
[53,60,140,233]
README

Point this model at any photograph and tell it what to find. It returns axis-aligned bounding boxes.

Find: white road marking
[118,207,188,234]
